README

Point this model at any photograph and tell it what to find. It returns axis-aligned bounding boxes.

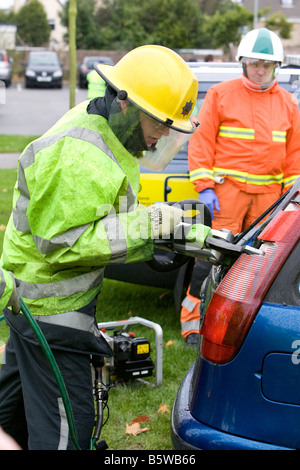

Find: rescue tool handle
[146,199,212,273]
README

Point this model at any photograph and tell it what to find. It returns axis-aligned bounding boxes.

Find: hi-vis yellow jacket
[87,69,106,99]
[0,101,154,318]
[189,77,300,194]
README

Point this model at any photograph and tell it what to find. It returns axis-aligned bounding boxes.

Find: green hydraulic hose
[18,298,82,450]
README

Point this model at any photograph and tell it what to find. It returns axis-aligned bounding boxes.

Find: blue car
[171,178,300,450]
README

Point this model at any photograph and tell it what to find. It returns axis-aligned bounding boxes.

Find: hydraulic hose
[18,297,82,450]
[1,300,106,450]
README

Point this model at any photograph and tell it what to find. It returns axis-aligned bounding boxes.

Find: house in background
[0,0,67,50]
[233,0,300,56]
[0,24,17,49]
[35,0,68,50]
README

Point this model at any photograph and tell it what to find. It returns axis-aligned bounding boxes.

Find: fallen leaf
[157,403,170,414]
[2,188,7,192]
[130,415,150,424]
[125,422,150,436]
[0,225,6,231]
[159,291,168,300]
[165,339,174,347]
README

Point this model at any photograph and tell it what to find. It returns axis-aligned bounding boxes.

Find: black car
[78,55,114,88]
[24,51,63,89]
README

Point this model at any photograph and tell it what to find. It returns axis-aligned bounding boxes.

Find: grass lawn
[0,134,39,153]
[0,137,196,450]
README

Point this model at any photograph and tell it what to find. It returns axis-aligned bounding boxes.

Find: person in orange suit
[181,28,300,347]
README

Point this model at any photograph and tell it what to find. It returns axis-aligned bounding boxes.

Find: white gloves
[146,203,184,238]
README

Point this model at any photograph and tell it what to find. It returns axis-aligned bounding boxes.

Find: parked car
[104,62,300,310]
[24,51,63,89]
[0,49,12,87]
[171,177,300,450]
[78,55,114,88]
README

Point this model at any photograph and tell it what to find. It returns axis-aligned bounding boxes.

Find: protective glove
[173,221,212,249]
[198,188,220,219]
[146,203,184,238]
[7,277,20,315]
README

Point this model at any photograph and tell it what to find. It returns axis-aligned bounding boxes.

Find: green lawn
[0,137,196,450]
[0,134,39,153]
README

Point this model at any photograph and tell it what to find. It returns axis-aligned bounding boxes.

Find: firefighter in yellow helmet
[0,45,198,450]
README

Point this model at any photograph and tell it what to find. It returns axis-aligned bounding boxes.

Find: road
[0,83,87,136]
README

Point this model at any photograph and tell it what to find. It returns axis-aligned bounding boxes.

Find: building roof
[242,0,300,20]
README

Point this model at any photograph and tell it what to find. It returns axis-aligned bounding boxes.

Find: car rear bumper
[171,365,293,450]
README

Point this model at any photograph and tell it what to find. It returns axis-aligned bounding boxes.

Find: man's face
[245,58,276,86]
[139,112,170,148]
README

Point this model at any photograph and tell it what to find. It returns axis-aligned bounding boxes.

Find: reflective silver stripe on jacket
[57,397,69,450]
[33,223,91,255]
[101,214,127,264]
[0,270,6,297]
[16,267,104,299]
[35,310,99,333]
[13,126,137,246]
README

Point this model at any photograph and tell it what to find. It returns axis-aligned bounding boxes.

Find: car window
[29,54,59,66]
[86,60,99,68]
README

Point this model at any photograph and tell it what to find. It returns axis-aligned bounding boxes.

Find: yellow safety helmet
[95,45,198,134]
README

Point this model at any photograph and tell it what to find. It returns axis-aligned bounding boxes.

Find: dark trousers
[0,328,95,450]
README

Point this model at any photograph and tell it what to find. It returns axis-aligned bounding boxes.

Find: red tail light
[200,207,300,364]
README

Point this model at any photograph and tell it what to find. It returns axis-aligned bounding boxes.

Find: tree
[196,0,224,15]
[203,3,253,53]
[16,0,50,47]
[265,12,293,39]
[69,0,77,109]
[95,0,207,50]
[60,0,101,49]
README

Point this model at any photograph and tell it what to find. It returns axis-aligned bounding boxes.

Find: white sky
[0,0,66,9]
[0,0,25,9]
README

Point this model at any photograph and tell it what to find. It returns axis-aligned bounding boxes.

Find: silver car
[0,50,12,87]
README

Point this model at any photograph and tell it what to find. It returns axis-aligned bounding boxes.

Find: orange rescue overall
[180,76,300,339]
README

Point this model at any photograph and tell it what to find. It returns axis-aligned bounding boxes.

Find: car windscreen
[29,54,59,66]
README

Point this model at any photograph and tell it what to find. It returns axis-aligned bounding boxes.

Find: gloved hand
[198,189,220,219]
[7,277,20,315]
[146,203,184,238]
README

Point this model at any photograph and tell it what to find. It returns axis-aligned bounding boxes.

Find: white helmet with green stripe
[236,28,284,64]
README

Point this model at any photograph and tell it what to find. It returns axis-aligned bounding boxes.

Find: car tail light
[200,205,300,364]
